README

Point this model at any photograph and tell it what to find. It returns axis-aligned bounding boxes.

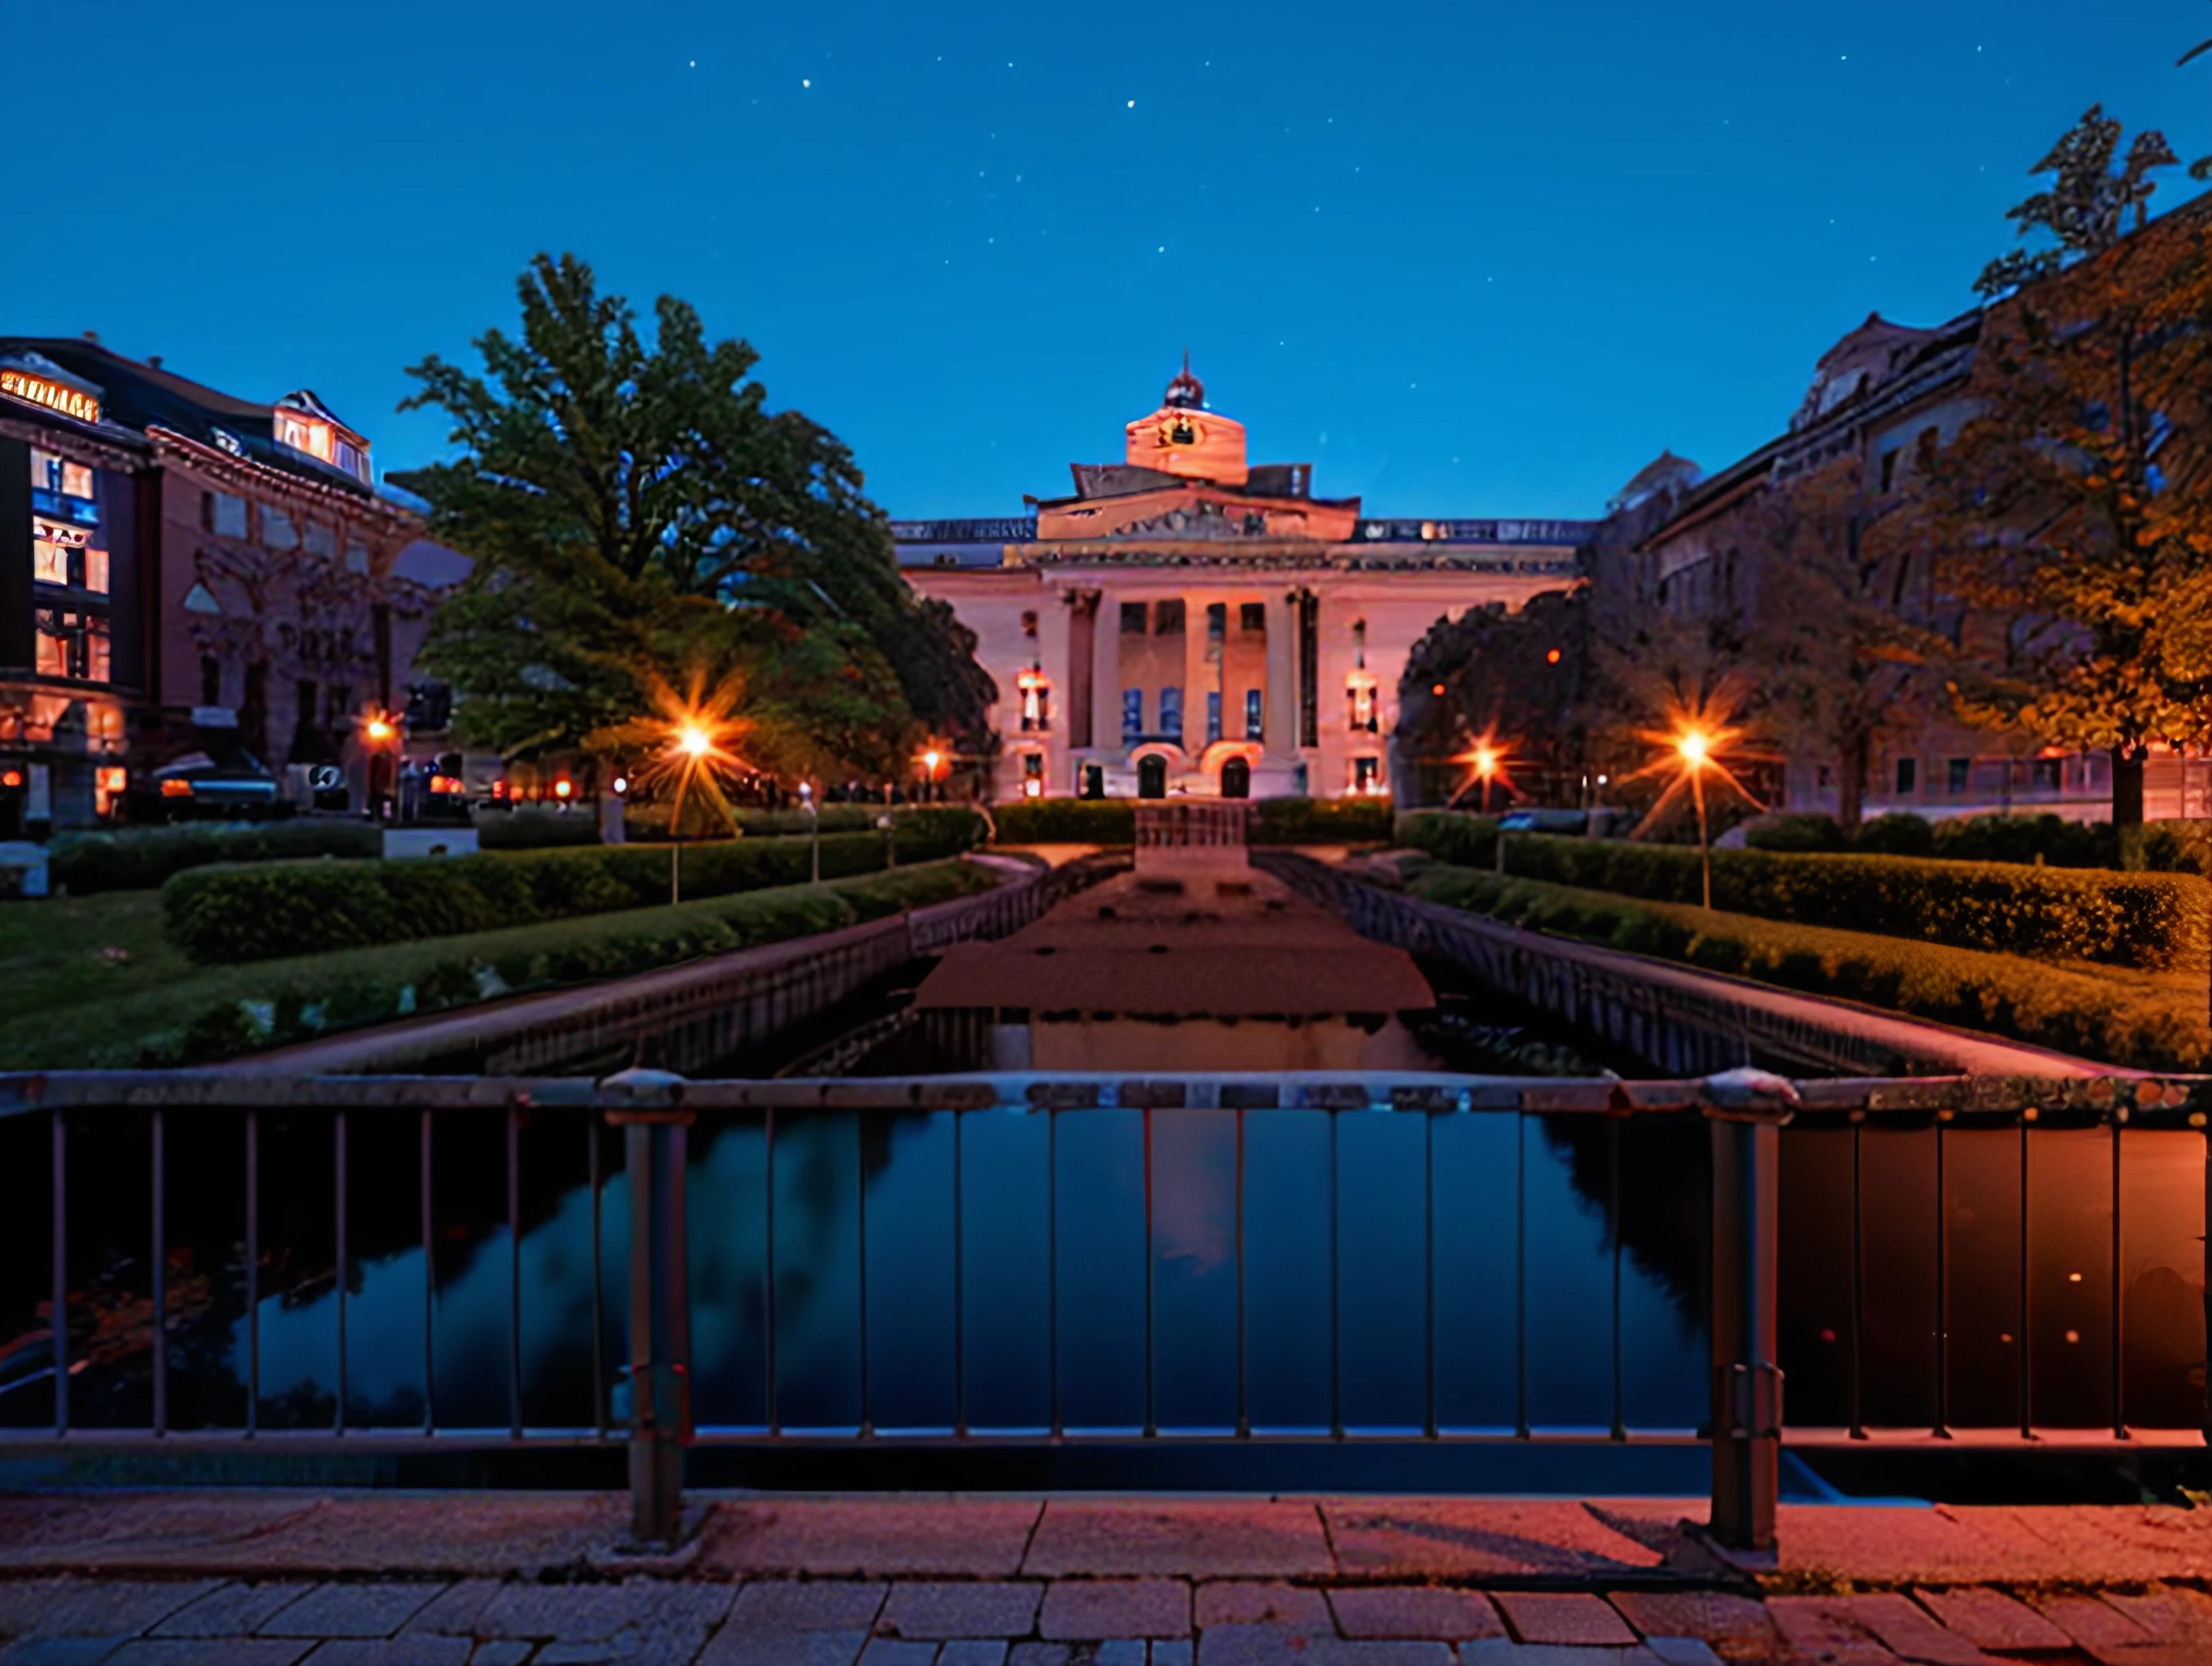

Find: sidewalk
[1,1490,2208,1663]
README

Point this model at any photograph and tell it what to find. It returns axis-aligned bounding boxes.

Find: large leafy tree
[394,253,995,779]
[1975,106,2179,299]
[1920,118,2212,826]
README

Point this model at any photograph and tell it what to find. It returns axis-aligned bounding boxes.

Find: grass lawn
[0,860,996,1071]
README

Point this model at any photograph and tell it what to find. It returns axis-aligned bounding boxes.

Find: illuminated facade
[0,337,457,832]
[898,362,1590,800]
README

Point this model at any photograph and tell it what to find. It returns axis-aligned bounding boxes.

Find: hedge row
[1396,824,2209,974]
[1747,809,2212,877]
[1406,864,2209,1074]
[51,819,381,894]
[163,809,988,965]
[142,861,999,1067]
[991,796,1396,846]
[1392,811,1503,868]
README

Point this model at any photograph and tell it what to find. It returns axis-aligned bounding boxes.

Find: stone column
[1092,591,1123,763]
[1264,589,1297,758]
[1182,594,1210,765]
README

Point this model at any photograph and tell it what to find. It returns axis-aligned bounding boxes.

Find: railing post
[603,1068,694,1549]
[1704,1073,1796,1557]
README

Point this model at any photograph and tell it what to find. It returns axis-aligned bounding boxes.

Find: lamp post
[1679,728,1713,909]
[360,712,401,821]
[668,722,712,906]
[799,781,820,884]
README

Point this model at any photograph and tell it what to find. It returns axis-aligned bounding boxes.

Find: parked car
[142,750,286,821]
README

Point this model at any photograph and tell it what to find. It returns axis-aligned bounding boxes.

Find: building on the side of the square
[0,335,464,833]
[897,360,1591,800]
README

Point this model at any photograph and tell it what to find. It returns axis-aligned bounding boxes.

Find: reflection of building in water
[913,853,1437,1073]
[897,358,1589,802]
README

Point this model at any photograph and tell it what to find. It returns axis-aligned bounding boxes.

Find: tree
[1922,138,2212,826]
[1399,588,1591,806]
[394,254,995,779]
[1740,459,1945,832]
[1975,106,2179,299]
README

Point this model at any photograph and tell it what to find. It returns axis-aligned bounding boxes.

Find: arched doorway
[1138,754,1168,799]
[1220,756,1251,799]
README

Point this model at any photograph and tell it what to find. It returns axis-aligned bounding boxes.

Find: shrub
[1406,865,2208,1072]
[991,798,1137,844]
[1744,814,1848,853]
[162,809,986,965]
[2128,819,2212,879]
[1851,813,1937,857]
[1394,811,1503,869]
[1933,813,2117,870]
[1492,834,2209,974]
[51,819,381,894]
[1248,796,1395,844]
[622,801,882,841]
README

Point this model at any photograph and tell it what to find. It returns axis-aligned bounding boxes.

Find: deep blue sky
[7,2,2207,519]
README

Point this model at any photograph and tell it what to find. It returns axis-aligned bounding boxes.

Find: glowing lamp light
[1678,730,1710,767]
[364,717,395,744]
[678,724,712,758]
[922,749,942,773]
[554,779,573,799]
[612,775,629,795]
[160,778,194,798]
[1546,648,1562,665]
[0,770,20,789]
[1431,683,1446,697]
[1474,746,1499,778]
[1023,778,1043,798]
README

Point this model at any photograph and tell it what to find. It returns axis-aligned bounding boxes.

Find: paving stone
[0,1643,131,1666]
[2100,1585,2212,1649]
[260,1586,443,1639]
[104,1646,316,1666]
[1491,1594,1636,1647]
[1025,1506,1331,1581]
[938,1645,1011,1666]
[725,1583,886,1633]
[706,1500,1042,1579]
[469,1583,734,1642]
[191,1497,628,1579]
[2026,1593,2158,1654]
[1643,1642,1722,1666]
[1607,1590,1776,1651]
[1822,1593,1998,1666]
[1192,1585,1330,1630]
[464,1648,533,1666]
[1766,1598,1914,1664]
[878,1582,1043,1640]
[397,1586,499,1638]
[857,1643,938,1666]
[153,1586,317,1639]
[1152,1645,1194,1666]
[1010,1647,1144,1666]
[1199,1636,1450,1664]
[1322,1502,1661,1580]
[695,1629,867,1666]
[1040,1581,1191,1641]
[1777,1506,2079,1587]
[0,1494,320,1571]
[0,1582,224,1638]
[535,1631,715,1666]
[294,1642,472,1665]
[1911,1588,2071,1654]
[1326,1588,1503,1641]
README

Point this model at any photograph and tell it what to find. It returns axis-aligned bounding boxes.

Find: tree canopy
[393,254,995,782]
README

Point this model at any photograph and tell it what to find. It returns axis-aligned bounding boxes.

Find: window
[344,540,371,574]
[83,547,108,594]
[1244,689,1263,740]
[202,492,249,538]
[1879,450,1899,492]
[1240,602,1266,633]
[1020,610,1038,637]
[1154,600,1185,635]
[1018,673,1050,733]
[1159,687,1183,739]
[201,655,223,707]
[1948,757,1970,795]
[1347,678,1378,733]
[1206,603,1226,639]
[33,610,108,682]
[61,463,92,499]
[1020,752,1045,798]
[1121,602,1147,635]
[1896,757,1918,796]
[1352,757,1381,794]
[1122,687,1143,741]
[29,449,59,491]
[263,508,298,551]
[1916,426,1940,470]
[33,533,68,586]
[2031,757,2062,793]
[303,521,337,560]
[1206,691,1222,744]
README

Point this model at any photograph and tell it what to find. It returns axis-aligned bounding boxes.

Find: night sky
[7,2,2207,520]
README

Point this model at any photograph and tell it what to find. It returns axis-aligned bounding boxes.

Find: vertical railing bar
[857,1110,871,1437]
[1515,1108,1527,1441]
[1934,1120,1949,1438]
[421,1110,436,1437]
[2019,1116,2033,1439]
[245,1108,259,1437]
[1330,1107,1342,1442]
[766,1107,779,1437]
[1424,1108,1438,1441]
[589,1110,604,1442]
[1144,1105,1157,1440]
[1047,1106,1059,1441]
[2111,1117,2126,1441]
[1237,1105,1249,1441]
[1848,1121,1864,1441]
[1609,1112,1625,1443]
[151,1106,167,1438]
[507,1101,523,1441]
[334,1108,348,1435]
[50,1110,66,1438]
[951,1107,964,1438]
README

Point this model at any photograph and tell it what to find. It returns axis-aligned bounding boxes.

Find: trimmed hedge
[1393,811,1503,868]
[1406,864,2208,1073]
[1248,796,1395,844]
[50,819,381,895]
[992,798,1138,844]
[163,809,987,965]
[992,796,1394,846]
[1490,833,2210,974]
[141,861,1000,1067]
[623,801,886,841]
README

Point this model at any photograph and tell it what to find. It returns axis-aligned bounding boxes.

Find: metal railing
[0,1068,2200,1552]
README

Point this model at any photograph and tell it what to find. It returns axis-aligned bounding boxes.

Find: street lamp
[1677,726,1714,909]
[799,781,820,885]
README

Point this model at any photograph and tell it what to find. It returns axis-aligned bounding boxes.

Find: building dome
[1163,350,1204,410]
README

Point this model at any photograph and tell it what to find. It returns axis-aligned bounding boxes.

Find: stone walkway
[0,1492,2207,1664]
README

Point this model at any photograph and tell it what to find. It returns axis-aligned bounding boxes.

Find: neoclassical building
[898,362,1590,800]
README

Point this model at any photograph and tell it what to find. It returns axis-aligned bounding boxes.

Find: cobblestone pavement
[0,1493,2206,1664]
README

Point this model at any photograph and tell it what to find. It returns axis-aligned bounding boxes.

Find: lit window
[83,547,108,594]
[1352,757,1382,794]
[34,615,65,678]
[1244,689,1263,739]
[1206,691,1222,743]
[29,449,60,491]
[1122,688,1143,740]
[61,462,94,499]
[33,538,67,586]
[1159,686,1183,739]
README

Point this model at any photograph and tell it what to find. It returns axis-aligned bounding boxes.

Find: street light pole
[799,781,820,884]
[1679,731,1713,909]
